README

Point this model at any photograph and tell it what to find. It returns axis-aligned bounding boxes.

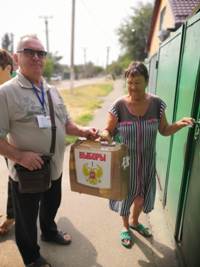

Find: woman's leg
[130,196,144,225]
[120,215,132,247]
[129,196,152,237]
[122,215,129,230]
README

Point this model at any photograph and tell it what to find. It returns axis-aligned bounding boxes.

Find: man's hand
[66,121,98,140]
[83,127,99,140]
[17,152,44,171]
[0,139,44,170]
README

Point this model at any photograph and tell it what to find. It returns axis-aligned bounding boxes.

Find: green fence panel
[181,112,200,267]
[155,26,183,199]
[166,13,200,233]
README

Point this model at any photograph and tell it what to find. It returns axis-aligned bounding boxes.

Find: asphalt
[0,79,181,267]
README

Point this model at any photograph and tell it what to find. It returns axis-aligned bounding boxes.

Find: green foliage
[1,33,14,53]
[117,2,153,61]
[75,62,104,78]
[43,52,64,80]
[51,52,64,74]
[108,54,131,77]
[60,82,113,144]
[75,113,93,126]
[43,57,54,80]
[65,135,78,145]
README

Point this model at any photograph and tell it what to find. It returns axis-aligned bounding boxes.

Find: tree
[51,51,63,74]
[117,2,153,61]
[43,57,54,81]
[75,62,104,79]
[1,33,14,53]
[43,52,64,80]
[107,54,130,77]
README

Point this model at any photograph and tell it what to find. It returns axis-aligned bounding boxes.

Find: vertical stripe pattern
[109,95,166,216]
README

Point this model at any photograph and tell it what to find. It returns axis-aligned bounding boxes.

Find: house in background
[147,0,200,57]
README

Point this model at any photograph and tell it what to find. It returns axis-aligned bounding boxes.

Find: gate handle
[194,120,200,140]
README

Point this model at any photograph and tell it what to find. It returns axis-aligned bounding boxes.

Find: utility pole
[106,46,110,71]
[10,33,14,53]
[39,16,53,53]
[82,47,87,78]
[83,47,87,65]
[70,0,76,92]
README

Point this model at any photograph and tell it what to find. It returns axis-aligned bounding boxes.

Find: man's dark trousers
[11,176,62,265]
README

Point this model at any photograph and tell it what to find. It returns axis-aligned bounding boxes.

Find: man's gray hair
[16,34,40,51]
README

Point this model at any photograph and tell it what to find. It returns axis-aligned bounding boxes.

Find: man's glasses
[17,48,47,58]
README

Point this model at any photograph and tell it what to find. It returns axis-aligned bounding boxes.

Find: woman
[0,49,15,235]
[100,61,193,248]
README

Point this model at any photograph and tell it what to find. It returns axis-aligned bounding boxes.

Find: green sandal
[120,230,133,248]
[129,223,152,237]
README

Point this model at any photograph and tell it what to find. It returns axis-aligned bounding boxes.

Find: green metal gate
[147,10,200,267]
[155,26,184,200]
[166,12,200,233]
[181,105,200,267]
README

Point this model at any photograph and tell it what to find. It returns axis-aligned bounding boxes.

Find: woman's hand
[159,113,195,136]
[176,117,195,128]
[98,129,112,143]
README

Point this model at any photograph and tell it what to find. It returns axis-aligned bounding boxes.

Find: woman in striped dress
[100,61,193,248]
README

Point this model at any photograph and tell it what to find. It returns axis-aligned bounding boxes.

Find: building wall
[149,0,174,56]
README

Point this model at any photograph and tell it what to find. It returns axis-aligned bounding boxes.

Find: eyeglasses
[17,48,47,58]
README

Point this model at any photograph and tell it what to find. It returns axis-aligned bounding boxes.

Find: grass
[60,82,113,144]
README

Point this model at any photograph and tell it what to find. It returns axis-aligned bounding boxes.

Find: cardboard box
[69,140,130,200]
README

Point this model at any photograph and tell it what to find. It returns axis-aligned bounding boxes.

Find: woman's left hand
[177,117,195,128]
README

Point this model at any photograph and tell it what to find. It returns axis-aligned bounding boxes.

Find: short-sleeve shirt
[0,72,71,181]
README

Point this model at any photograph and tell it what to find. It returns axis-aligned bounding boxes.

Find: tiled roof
[169,0,200,24]
[147,0,200,52]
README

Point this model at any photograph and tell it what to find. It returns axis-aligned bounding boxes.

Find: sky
[0,0,153,67]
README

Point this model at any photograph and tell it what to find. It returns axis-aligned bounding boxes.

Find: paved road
[51,76,111,91]
[0,79,180,267]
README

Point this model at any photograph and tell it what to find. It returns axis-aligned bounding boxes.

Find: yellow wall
[149,0,174,56]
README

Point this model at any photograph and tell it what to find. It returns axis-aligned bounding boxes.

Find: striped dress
[109,94,166,216]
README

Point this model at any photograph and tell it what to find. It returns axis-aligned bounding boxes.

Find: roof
[147,0,200,52]
[169,0,200,25]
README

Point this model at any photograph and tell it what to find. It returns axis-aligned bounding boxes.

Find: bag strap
[47,90,56,154]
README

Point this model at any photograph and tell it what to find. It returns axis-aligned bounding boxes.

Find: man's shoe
[41,231,71,245]
[26,256,51,267]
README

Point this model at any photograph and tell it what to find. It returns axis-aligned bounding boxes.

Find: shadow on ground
[134,234,179,267]
[40,217,103,267]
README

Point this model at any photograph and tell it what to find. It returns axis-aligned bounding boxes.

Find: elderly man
[0,35,97,267]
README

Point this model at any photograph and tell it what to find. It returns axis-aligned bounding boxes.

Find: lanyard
[31,82,46,114]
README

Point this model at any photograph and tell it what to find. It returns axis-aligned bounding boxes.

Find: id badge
[36,115,51,128]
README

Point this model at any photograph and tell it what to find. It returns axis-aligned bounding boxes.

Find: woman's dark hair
[125,61,149,82]
[0,49,13,74]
